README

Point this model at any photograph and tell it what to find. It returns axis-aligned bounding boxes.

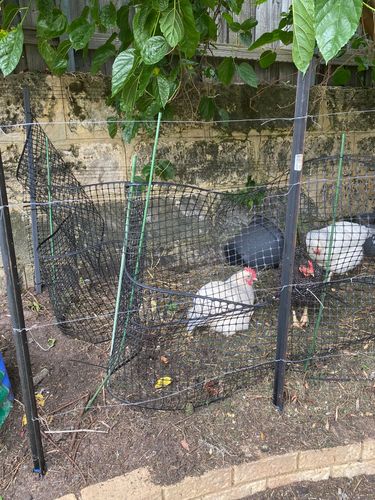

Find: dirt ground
[250,474,375,499]
[0,290,375,500]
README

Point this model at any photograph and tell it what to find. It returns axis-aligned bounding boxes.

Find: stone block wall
[0,72,374,284]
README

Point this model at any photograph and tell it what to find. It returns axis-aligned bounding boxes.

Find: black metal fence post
[273,60,316,410]
[23,87,42,294]
[0,151,46,474]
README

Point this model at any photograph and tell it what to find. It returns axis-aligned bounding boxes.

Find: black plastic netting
[17,122,375,410]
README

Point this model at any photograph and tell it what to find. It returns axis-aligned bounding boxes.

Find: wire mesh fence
[11,117,375,410]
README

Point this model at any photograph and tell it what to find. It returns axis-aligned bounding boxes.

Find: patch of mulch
[0,290,374,500]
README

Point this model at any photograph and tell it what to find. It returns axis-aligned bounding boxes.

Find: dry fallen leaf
[260,431,265,441]
[35,392,46,408]
[180,439,190,451]
[160,355,169,365]
[21,414,27,427]
[154,376,172,389]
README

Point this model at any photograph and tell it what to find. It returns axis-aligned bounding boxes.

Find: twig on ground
[42,431,87,484]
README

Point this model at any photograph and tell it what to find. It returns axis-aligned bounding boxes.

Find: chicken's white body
[306,221,374,274]
[187,269,256,336]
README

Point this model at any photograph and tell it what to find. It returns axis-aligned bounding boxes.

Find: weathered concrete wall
[0,72,374,284]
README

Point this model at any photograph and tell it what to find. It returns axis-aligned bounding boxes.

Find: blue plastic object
[0,352,13,428]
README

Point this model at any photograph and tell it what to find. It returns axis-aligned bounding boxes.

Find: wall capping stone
[56,438,375,500]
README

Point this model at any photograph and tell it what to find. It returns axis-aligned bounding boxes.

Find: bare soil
[0,290,374,500]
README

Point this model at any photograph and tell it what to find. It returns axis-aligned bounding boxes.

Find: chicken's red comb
[244,266,257,278]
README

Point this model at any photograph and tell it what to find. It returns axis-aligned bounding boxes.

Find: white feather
[187,269,255,336]
[306,221,373,274]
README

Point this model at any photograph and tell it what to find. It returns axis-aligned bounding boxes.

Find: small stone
[260,444,269,452]
[33,368,49,386]
[184,402,194,415]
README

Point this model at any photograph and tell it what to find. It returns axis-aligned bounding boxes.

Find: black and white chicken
[279,247,325,328]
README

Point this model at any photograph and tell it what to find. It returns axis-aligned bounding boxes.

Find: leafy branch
[0,0,373,140]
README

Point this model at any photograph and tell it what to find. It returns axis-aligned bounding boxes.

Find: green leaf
[236,62,258,87]
[279,30,293,45]
[112,48,136,96]
[36,9,67,39]
[217,57,236,85]
[107,116,118,138]
[100,2,117,29]
[332,67,351,85]
[354,55,368,72]
[351,34,367,49]
[36,0,54,18]
[259,50,277,69]
[117,6,132,48]
[68,16,95,50]
[160,8,184,47]
[241,18,258,31]
[91,41,116,74]
[248,30,282,51]
[239,32,252,46]
[222,13,242,33]
[179,0,200,57]
[226,0,245,15]
[0,25,24,76]
[198,96,215,121]
[37,39,69,75]
[197,14,217,40]
[218,107,230,126]
[137,64,154,98]
[141,36,170,65]
[152,0,169,11]
[122,120,140,143]
[133,7,157,49]
[201,0,216,8]
[202,0,216,7]
[3,3,20,30]
[292,0,315,73]
[47,338,56,348]
[156,160,175,181]
[155,74,170,107]
[120,76,139,113]
[255,0,268,4]
[89,0,101,25]
[316,0,362,64]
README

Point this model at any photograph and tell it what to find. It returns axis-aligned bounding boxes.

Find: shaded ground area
[250,474,375,499]
[0,290,374,500]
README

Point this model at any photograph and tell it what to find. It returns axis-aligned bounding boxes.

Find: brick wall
[57,439,375,500]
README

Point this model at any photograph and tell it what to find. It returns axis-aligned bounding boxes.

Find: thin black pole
[0,151,46,474]
[273,60,316,410]
[23,87,42,294]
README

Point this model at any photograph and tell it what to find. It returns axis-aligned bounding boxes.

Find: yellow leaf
[22,414,27,427]
[154,376,172,389]
[35,393,46,408]
[151,299,157,313]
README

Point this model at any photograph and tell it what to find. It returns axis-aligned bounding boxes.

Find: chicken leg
[292,306,309,329]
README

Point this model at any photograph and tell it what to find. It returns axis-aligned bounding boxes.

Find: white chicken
[187,267,257,336]
[306,221,375,275]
